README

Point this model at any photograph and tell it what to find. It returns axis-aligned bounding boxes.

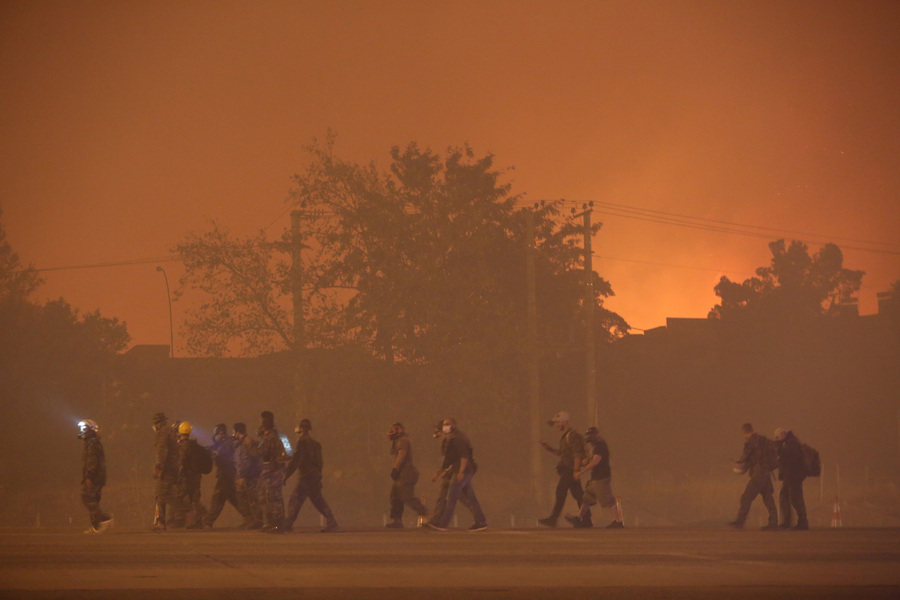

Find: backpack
[800,443,821,477]
[190,440,213,475]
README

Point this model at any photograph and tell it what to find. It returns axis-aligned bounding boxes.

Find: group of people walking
[76,410,813,534]
[729,422,810,531]
[151,410,338,534]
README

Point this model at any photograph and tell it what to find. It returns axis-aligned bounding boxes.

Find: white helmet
[78,419,99,438]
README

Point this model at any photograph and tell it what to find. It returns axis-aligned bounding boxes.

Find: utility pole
[291,210,307,421]
[572,202,596,425]
[525,207,543,509]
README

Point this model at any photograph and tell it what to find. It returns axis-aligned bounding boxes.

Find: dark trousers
[779,476,808,526]
[205,480,245,526]
[431,475,478,525]
[736,473,777,526]
[436,470,486,528]
[81,482,110,528]
[390,474,427,521]
[284,477,337,528]
[549,467,584,520]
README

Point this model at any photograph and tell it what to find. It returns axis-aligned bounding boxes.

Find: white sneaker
[97,518,113,532]
[83,527,100,534]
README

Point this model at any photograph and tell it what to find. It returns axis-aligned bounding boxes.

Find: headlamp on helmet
[78,419,99,439]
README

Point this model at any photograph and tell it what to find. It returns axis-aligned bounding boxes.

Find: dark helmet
[233,422,247,435]
[213,423,227,437]
[584,426,599,439]
[153,412,167,425]
[294,418,312,434]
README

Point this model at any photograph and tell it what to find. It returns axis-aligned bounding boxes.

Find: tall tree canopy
[709,239,864,321]
[174,136,628,362]
[0,211,130,495]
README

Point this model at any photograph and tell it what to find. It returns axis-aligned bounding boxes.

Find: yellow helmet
[178,421,193,435]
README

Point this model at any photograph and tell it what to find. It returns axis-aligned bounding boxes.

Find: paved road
[1,526,899,599]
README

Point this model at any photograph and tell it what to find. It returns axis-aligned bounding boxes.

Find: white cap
[549,411,570,424]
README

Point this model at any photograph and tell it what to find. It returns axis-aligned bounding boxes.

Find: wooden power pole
[291,210,307,421]
[525,208,543,509]
[572,203,597,426]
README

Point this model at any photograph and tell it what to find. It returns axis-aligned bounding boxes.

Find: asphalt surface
[1,525,899,599]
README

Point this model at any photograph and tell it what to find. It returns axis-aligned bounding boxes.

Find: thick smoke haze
[1,1,898,529]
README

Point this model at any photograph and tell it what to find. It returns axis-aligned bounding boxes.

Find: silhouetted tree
[0,208,42,305]
[175,135,628,363]
[0,214,130,503]
[173,222,293,356]
[708,239,864,322]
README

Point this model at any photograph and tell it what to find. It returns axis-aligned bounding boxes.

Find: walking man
[204,423,249,528]
[426,417,487,532]
[282,419,339,533]
[565,426,622,529]
[774,427,809,530]
[174,421,210,529]
[233,422,263,529]
[152,411,178,531]
[78,419,112,534]
[386,422,428,528]
[539,411,589,527]
[257,411,287,533]
[730,422,778,530]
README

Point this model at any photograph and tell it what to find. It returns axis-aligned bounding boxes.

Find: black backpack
[800,442,821,477]
[190,440,213,475]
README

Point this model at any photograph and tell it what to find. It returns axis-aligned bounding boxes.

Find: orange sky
[2,0,898,350]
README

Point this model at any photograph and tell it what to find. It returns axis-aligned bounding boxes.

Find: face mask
[442,425,452,433]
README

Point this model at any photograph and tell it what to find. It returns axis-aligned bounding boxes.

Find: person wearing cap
[78,419,113,534]
[565,426,622,529]
[151,411,179,531]
[729,422,778,530]
[282,418,339,533]
[538,411,589,528]
[426,417,487,532]
[233,422,263,529]
[256,411,288,533]
[385,422,428,528]
[203,423,248,528]
[774,427,809,530]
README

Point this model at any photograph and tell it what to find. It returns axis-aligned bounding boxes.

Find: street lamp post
[156,266,174,358]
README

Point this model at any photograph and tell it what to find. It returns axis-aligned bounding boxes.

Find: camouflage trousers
[258,467,285,530]
[154,477,177,526]
[171,485,207,529]
[81,482,110,528]
[236,478,262,528]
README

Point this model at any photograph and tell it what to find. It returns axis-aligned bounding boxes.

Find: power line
[31,255,178,273]
[590,199,900,249]
[523,198,900,256]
